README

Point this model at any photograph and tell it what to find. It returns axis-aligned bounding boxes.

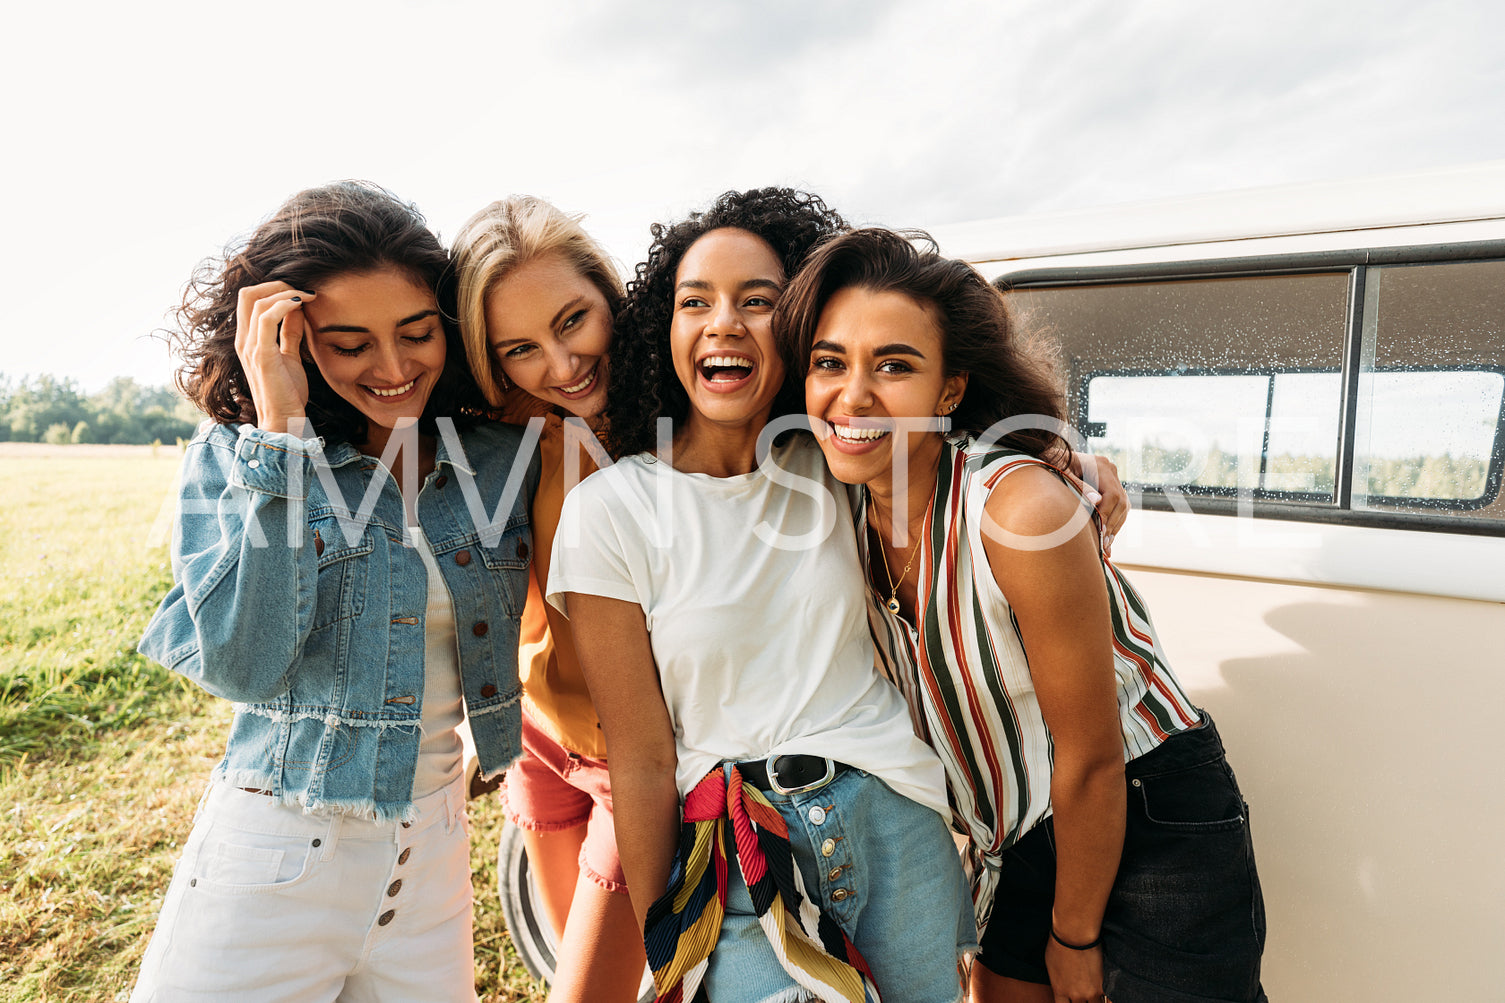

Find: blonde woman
[451,197,645,1002]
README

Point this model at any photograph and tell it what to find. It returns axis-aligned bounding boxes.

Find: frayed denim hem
[579,858,629,897]
[209,769,421,824]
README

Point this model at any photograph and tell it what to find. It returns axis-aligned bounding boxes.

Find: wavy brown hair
[775,227,1069,463]
[171,181,491,444]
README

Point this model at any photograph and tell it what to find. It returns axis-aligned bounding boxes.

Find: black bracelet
[1050,927,1102,951]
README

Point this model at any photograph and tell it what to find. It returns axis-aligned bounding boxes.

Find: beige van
[930,162,1505,1001]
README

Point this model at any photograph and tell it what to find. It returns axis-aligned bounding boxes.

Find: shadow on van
[1121,567,1505,1002]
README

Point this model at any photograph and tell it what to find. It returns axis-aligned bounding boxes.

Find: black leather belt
[737,754,844,795]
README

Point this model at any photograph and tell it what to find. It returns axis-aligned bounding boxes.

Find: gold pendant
[886,597,901,615]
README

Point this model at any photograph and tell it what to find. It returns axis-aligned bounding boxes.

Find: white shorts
[130,777,476,1002]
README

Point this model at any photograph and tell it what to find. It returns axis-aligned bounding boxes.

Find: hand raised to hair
[234,281,315,434]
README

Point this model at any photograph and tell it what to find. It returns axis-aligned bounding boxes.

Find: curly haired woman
[131,182,537,1002]
[548,188,977,1003]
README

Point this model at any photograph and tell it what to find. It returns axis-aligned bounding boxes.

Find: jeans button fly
[808,805,826,825]
[821,838,835,857]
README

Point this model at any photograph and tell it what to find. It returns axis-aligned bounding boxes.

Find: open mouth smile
[364,378,417,399]
[697,354,756,392]
[825,419,893,453]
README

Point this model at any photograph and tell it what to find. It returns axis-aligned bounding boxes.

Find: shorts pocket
[1131,759,1246,833]
[195,827,320,893]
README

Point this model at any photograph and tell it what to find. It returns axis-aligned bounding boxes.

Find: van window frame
[998,239,1505,537]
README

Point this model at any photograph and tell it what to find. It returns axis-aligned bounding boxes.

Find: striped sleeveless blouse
[863,437,1202,931]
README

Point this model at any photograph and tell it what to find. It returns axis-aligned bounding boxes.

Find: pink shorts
[502,711,625,894]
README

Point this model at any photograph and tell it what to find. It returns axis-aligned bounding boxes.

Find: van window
[1010,272,1351,501]
[1084,370,1342,497]
[1007,260,1505,531]
[1354,260,1505,515]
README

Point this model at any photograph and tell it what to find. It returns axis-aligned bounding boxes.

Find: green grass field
[0,445,547,1002]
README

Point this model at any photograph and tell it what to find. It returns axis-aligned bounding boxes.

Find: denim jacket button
[480,684,498,698]
[247,458,260,469]
[516,540,529,560]
[454,550,471,567]
[472,621,489,637]
[435,474,448,488]
[313,532,324,557]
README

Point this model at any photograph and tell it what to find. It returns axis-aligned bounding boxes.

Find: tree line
[0,375,201,445]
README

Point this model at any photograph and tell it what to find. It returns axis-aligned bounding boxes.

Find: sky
[4,0,1504,393]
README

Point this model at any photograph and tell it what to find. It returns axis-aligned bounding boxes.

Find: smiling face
[300,268,446,442]
[484,251,613,417]
[805,285,967,486]
[669,228,788,435]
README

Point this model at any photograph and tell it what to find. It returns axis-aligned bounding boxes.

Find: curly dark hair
[603,187,849,457]
[775,227,1069,463]
[171,180,492,445]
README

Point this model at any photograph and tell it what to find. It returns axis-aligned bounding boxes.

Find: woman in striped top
[777,229,1267,1003]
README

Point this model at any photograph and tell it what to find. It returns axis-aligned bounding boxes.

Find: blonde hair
[451,196,623,406]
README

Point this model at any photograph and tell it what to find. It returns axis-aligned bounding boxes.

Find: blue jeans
[979,713,1267,1002]
[704,766,976,1003]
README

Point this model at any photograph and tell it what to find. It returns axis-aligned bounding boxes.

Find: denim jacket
[140,420,540,821]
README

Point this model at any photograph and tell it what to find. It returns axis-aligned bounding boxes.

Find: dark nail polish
[291,296,302,303]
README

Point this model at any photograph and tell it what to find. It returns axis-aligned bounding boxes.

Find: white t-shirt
[408,527,464,799]
[547,435,949,818]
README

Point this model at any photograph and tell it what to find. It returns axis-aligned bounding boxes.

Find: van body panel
[931,161,1505,265]
[1112,510,1505,602]
[1123,566,1505,1001]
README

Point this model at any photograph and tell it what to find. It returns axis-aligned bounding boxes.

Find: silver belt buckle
[766,755,836,796]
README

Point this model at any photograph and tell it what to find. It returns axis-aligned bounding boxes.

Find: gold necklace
[873,519,924,616]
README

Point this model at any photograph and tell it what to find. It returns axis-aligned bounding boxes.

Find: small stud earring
[946,401,958,413]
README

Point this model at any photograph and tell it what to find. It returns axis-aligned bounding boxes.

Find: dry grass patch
[0,450,548,1002]
[0,708,225,1002]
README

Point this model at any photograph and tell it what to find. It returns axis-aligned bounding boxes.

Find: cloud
[5,0,1504,390]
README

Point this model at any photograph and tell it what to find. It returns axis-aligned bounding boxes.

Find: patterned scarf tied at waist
[643,764,881,1003]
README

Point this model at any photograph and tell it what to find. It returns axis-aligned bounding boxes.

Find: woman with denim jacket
[779,229,1267,1003]
[130,182,539,1003]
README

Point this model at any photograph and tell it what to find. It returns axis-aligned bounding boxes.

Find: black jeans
[979,713,1267,1002]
